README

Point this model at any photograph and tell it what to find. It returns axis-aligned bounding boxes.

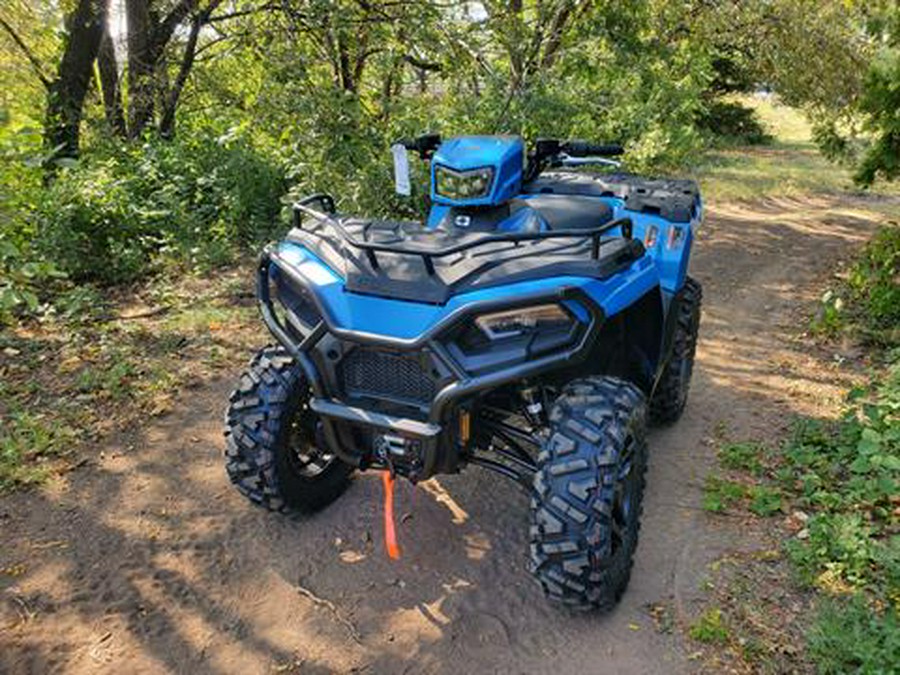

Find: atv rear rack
[290,194,634,275]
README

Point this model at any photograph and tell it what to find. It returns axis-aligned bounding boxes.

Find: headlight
[434,165,494,200]
[475,304,571,340]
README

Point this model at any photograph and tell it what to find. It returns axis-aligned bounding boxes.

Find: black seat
[515,194,614,230]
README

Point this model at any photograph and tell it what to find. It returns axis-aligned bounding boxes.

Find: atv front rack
[289,194,634,275]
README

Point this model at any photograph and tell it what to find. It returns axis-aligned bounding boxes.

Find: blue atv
[224,134,702,610]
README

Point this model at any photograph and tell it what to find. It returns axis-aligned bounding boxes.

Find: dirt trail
[1,195,894,674]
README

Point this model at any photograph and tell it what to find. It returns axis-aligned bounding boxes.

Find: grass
[702,475,747,513]
[702,474,784,517]
[689,607,730,644]
[0,409,76,489]
[701,357,900,671]
[807,596,900,674]
[694,95,900,202]
[719,441,766,476]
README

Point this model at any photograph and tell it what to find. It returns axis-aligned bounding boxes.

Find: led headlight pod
[475,304,571,340]
[434,165,494,200]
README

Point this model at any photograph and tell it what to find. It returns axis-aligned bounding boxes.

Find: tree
[97,15,126,136]
[481,0,593,95]
[1,0,106,157]
[853,34,900,184]
[125,0,215,138]
[47,0,107,157]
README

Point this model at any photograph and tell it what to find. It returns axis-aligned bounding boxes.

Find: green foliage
[702,475,747,513]
[697,100,772,145]
[0,237,66,324]
[75,360,137,401]
[719,441,766,476]
[812,225,900,346]
[0,408,75,490]
[748,485,783,517]
[35,128,285,285]
[847,225,900,335]
[690,607,730,644]
[702,472,783,517]
[707,299,900,669]
[807,596,900,675]
[782,360,899,602]
[854,48,900,186]
[709,356,900,670]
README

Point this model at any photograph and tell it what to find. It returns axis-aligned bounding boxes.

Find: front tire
[529,377,648,611]
[650,276,702,425]
[224,346,353,513]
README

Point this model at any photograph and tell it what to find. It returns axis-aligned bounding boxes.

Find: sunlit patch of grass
[696,144,861,202]
[694,95,900,202]
[750,96,814,145]
[0,410,76,489]
[161,306,238,333]
[690,607,730,644]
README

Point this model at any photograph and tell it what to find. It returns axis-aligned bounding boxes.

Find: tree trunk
[338,35,356,93]
[98,24,126,136]
[159,15,201,138]
[45,0,106,157]
[125,0,155,137]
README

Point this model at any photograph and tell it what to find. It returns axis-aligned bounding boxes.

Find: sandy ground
[0,195,894,674]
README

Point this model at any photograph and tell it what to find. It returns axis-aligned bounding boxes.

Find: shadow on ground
[1,195,894,674]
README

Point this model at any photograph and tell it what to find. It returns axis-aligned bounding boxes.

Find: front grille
[339,347,436,405]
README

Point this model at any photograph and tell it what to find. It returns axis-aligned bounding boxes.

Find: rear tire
[224,346,353,513]
[650,276,702,425]
[529,377,648,611]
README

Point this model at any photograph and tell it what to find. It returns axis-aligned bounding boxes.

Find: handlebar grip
[562,140,624,157]
[397,133,442,157]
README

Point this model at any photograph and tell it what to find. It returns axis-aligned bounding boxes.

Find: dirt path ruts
[0,195,893,674]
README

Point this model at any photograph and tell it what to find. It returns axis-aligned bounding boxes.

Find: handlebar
[560,140,624,158]
[526,138,625,181]
[397,133,442,159]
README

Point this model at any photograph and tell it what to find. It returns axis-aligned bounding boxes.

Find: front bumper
[257,245,605,479]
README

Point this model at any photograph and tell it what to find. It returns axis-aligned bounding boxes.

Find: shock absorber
[521,386,547,430]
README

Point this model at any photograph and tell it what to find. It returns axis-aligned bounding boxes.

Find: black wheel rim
[286,402,335,478]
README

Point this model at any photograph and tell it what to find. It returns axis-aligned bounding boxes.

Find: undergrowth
[700,218,900,669]
[702,356,900,672]
[0,272,262,491]
[813,223,900,348]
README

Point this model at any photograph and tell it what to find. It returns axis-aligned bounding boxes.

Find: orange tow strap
[381,471,400,560]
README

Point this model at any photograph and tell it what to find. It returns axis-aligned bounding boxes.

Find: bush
[812,224,900,346]
[35,128,286,285]
[0,238,66,324]
[847,225,900,333]
[697,99,772,145]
